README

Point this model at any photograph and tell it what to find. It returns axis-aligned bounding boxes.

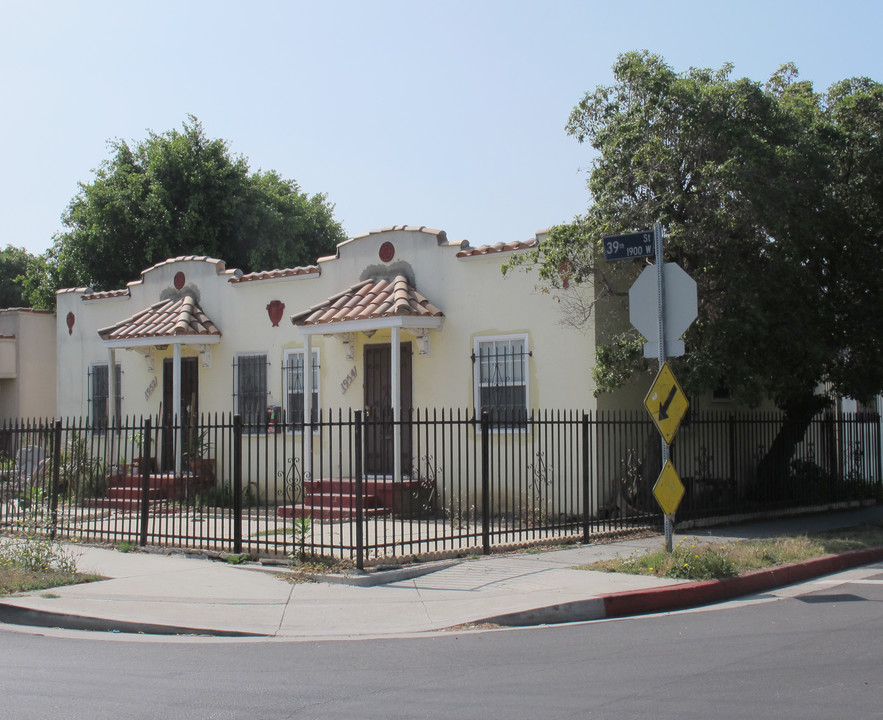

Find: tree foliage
[512,52,883,416]
[0,246,34,308]
[27,117,346,306]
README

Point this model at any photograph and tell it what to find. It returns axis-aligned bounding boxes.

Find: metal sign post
[652,224,675,553]
[624,223,697,553]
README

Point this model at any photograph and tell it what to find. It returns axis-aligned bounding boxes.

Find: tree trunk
[755,393,829,499]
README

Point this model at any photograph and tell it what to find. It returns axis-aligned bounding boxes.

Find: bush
[0,508,79,574]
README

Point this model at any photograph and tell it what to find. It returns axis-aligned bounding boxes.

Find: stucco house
[55,225,600,482]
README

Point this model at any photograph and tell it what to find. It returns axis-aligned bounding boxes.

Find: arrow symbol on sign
[658,385,677,420]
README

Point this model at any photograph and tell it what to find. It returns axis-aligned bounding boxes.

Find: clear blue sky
[3,0,882,259]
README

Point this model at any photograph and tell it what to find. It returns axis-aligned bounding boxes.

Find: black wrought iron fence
[0,408,879,566]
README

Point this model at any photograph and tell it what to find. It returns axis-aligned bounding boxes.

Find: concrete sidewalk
[1,504,881,640]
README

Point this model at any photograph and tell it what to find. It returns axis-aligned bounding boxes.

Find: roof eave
[100,334,222,349]
[296,315,444,336]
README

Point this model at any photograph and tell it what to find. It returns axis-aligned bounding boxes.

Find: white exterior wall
[56,228,600,420]
[0,309,56,421]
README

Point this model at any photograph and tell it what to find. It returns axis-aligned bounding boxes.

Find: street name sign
[653,460,685,515]
[644,362,689,445]
[602,230,655,262]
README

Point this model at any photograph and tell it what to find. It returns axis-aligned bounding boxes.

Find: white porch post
[106,347,117,428]
[173,342,182,476]
[391,326,401,481]
[303,334,313,481]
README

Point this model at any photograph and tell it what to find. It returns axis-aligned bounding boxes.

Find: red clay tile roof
[291,276,443,327]
[98,295,221,342]
[82,288,131,300]
[229,266,319,284]
[455,238,538,258]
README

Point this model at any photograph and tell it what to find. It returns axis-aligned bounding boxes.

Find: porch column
[106,347,117,427]
[174,342,182,476]
[391,326,401,481]
[303,334,313,481]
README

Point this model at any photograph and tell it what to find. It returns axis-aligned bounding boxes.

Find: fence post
[49,419,62,539]
[582,413,590,544]
[876,410,882,491]
[233,414,243,555]
[728,414,737,488]
[354,410,364,571]
[139,417,152,547]
[481,411,490,555]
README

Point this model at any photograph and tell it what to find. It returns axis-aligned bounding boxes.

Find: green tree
[0,245,33,307]
[510,52,883,479]
[26,117,346,305]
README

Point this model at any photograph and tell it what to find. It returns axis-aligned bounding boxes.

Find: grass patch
[1,517,103,596]
[578,523,883,582]
[0,566,102,596]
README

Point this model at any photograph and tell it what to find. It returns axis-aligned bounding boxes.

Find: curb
[301,559,461,587]
[241,558,461,587]
[0,603,266,637]
[476,547,883,627]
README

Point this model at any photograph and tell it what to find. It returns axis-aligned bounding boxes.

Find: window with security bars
[235,353,268,431]
[283,349,320,430]
[89,363,122,430]
[474,335,529,426]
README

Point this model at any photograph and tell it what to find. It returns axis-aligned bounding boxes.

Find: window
[90,363,122,429]
[235,353,268,431]
[284,349,320,430]
[474,335,529,426]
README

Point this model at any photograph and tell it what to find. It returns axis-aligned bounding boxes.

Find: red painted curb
[602,546,883,619]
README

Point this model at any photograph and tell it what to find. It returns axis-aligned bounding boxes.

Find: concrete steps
[276,477,430,521]
[84,472,215,511]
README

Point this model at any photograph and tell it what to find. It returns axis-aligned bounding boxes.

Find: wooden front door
[364,343,412,476]
[161,357,199,471]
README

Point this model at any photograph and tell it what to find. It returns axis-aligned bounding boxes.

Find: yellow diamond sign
[653,460,685,515]
[644,362,689,445]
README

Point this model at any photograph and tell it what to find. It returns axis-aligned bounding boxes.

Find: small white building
[55,225,600,481]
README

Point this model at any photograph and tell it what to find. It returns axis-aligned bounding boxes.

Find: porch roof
[291,275,444,335]
[98,294,222,348]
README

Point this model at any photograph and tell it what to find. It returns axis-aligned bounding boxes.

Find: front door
[364,343,412,476]
[161,357,199,472]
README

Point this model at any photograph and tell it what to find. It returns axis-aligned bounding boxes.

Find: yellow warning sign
[653,460,685,515]
[644,363,689,445]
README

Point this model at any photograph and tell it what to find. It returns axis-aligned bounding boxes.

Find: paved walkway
[1,504,881,640]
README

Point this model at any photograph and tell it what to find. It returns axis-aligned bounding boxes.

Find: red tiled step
[106,486,166,501]
[276,504,390,521]
[107,474,183,491]
[83,497,153,511]
[301,492,380,509]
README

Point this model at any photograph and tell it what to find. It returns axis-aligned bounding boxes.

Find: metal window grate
[233,354,269,432]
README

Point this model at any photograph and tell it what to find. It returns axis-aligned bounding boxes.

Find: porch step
[83,496,156,511]
[276,476,432,521]
[107,474,182,492]
[277,504,390,521]
[106,486,166,501]
[302,478,425,510]
[300,492,380,509]
[87,471,216,509]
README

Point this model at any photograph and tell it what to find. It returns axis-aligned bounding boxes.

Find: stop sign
[629,263,698,357]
